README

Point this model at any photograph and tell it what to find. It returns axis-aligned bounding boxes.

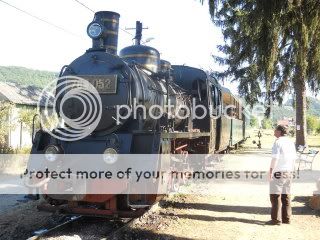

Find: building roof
[0,82,54,107]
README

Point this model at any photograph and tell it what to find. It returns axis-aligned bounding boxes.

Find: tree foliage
[209,0,320,146]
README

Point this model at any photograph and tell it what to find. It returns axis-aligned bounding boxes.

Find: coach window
[217,89,221,116]
[194,79,207,102]
[235,100,239,119]
[239,104,243,120]
[234,101,238,119]
[211,86,218,115]
[229,98,237,118]
[200,80,207,101]
[236,101,241,120]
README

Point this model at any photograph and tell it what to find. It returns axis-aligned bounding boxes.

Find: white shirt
[272,136,297,172]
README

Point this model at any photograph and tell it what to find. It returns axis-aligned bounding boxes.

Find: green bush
[0,146,14,154]
[15,146,31,154]
[250,116,259,128]
[19,107,38,130]
[261,118,273,129]
[307,115,320,134]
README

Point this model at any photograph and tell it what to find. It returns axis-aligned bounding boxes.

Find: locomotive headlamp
[103,148,118,164]
[87,22,103,39]
[44,145,62,162]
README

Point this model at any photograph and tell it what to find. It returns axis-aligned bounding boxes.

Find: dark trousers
[270,172,292,222]
[270,194,291,222]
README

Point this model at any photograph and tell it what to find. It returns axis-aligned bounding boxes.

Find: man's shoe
[265,220,281,225]
[282,220,290,224]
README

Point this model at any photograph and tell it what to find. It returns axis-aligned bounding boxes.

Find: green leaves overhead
[211,0,320,107]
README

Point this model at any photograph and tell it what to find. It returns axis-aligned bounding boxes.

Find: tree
[282,1,320,146]
[210,0,320,147]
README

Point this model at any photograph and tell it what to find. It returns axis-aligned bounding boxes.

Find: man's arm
[291,142,297,172]
[269,158,277,181]
[270,141,279,180]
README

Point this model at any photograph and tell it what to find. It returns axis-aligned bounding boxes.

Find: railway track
[27,215,83,240]
[27,215,134,240]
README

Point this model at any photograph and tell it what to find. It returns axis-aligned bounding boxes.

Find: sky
[0,0,223,71]
[1,0,317,100]
[0,0,240,92]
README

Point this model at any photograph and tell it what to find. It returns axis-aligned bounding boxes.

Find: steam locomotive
[30,11,250,217]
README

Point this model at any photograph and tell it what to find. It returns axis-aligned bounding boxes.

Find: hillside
[0,65,319,119]
[272,97,320,121]
[306,97,320,116]
[0,66,57,88]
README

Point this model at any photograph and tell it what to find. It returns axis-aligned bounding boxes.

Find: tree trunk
[294,17,308,148]
[294,80,307,147]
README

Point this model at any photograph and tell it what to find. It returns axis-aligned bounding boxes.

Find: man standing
[268,125,296,225]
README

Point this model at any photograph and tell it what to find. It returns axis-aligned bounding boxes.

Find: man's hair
[275,125,288,136]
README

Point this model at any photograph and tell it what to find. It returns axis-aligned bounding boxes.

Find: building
[0,82,54,149]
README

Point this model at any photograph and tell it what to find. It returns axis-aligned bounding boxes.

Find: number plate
[79,75,118,94]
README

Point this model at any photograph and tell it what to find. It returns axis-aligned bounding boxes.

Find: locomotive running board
[128,204,151,209]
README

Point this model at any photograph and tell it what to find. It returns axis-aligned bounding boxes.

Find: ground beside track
[111,193,320,240]
[0,194,25,214]
[109,131,320,240]
[0,200,61,240]
[0,130,319,240]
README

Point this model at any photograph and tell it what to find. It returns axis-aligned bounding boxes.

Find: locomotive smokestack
[87,11,120,55]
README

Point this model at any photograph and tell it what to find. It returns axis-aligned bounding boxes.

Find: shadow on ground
[160,196,319,217]
[160,212,266,225]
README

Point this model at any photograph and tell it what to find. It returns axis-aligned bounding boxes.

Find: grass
[307,135,320,150]
[244,129,320,151]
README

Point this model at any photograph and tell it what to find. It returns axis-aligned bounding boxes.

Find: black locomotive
[30,11,250,217]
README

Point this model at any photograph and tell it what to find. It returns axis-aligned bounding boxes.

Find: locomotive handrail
[59,65,69,77]
[132,64,146,105]
[197,79,202,101]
